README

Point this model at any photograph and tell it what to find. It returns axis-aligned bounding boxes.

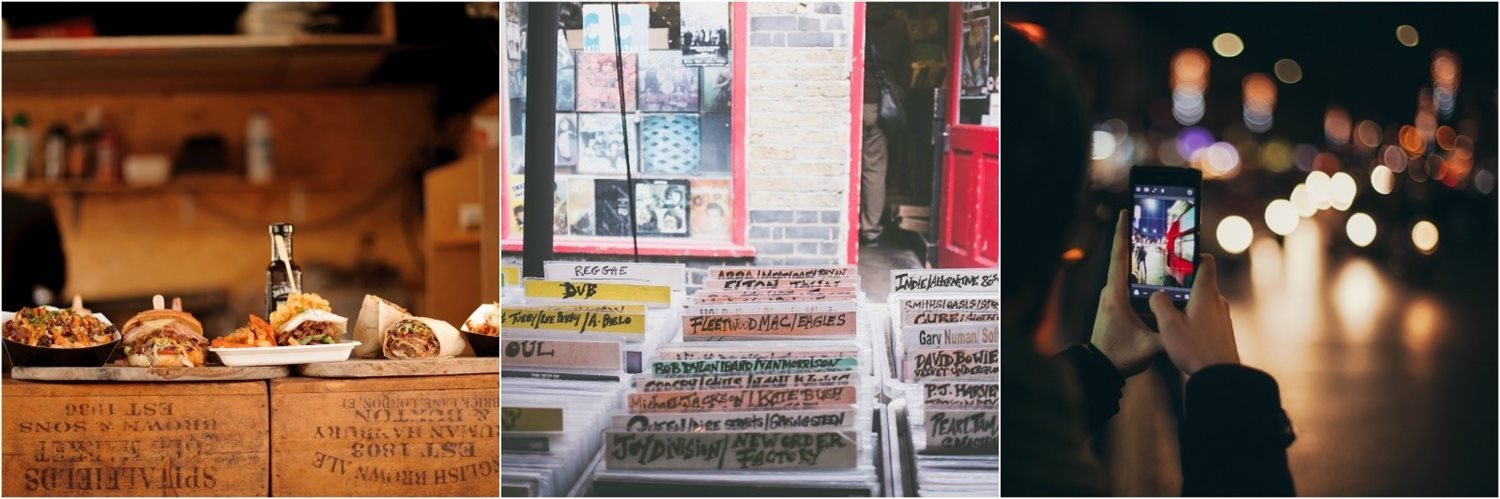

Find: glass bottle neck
[270,234,294,262]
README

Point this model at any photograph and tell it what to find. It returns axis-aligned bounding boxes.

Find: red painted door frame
[938,2,999,269]
[846,3,867,265]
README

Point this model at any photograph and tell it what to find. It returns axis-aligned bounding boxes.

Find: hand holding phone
[1150,255,1241,374]
[1128,166,1203,320]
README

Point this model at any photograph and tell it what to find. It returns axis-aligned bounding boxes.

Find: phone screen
[1129,184,1199,303]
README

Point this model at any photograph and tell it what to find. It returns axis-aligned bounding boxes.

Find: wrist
[1085,342,1128,378]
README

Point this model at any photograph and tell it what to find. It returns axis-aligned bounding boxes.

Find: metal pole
[522,2,559,278]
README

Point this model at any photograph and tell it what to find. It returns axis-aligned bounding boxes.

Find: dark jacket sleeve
[1180,364,1297,496]
[1051,343,1127,435]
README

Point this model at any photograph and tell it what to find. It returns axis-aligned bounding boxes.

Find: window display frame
[500,2,754,258]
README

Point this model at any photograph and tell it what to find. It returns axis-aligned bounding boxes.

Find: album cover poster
[509,177,525,232]
[553,177,569,235]
[700,65,732,114]
[641,114,700,174]
[594,178,633,237]
[961,17,992,98]
[556,113,580,167]
[509,134,526,174]
[557,33,577,111]
[578,113,641,174]
[699,114,731,173]
[505,2,524,61]
[567,176,596,235]
[635,179,690,237]
[690,178,731,240]
[638,51,700,112]
[680,2,730,66]
[577,52,639,112]
[582,4,649,53]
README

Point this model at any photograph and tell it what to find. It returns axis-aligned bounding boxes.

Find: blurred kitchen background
[1,2,500,341]
[1005,3,1497,496]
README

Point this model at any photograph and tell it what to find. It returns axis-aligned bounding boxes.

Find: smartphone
[1128,166,1202,320]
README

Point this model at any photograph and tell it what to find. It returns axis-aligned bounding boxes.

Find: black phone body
[1128,166,1203,318]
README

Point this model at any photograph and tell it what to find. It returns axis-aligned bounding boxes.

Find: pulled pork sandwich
[353,294,411,359]
[4,306,114,348]
[121,297,209,367]
[269,292,332,331]
[382,317,463,359]
[278,310,347,346]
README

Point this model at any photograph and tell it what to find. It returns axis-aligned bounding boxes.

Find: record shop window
[502,2,740,252]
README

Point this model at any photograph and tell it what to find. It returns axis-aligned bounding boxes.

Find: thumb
[1192,254,1219,296]
[1149,291,1186,332]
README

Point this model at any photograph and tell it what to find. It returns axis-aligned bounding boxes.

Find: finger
[1149,291,1187,333]
[1106,209,1131,291]
[1191,253,1219,298]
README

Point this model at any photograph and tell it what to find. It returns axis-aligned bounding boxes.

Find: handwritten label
[900,309,1000,326]
[707,265,857,280]
[605,431,858,470]
[924,410,998,453]
[544,262,687,291]
[502,265,520,287]
[500,407,563,432]
[902,322,999,348]
[628,385,855,412]
[904,347,999,381]
[693,287,857,303]
[890,269,998,294]
[634,371,856,392]
[681,311,857,337]
[523,280,672,306]
[651,357,859,376]
[922,382,999,408]
[501,338,623,371]
[500,307,646,336]
[702,277,855,290]
[896,296,999,313]
[613,408,855,432]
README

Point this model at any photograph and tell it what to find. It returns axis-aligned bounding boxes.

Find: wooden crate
[1,379,270,496]
[269,374,499,496]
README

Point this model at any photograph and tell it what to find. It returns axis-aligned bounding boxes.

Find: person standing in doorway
[860,4,910,245]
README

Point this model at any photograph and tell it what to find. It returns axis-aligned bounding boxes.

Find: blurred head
[1000,25,1090,336]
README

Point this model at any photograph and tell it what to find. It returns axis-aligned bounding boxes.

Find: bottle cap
[269,223,294,236]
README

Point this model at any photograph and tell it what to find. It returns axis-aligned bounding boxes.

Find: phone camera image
[1130,185,1197,300]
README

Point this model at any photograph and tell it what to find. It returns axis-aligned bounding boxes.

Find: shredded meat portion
[385,320,440,358]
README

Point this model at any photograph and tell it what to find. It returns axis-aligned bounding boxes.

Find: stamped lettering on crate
[502,338,623,370]
[272,381,500,496]
[605,430,858,470]
[627,385,856,412]
[902,322,999,348]
[903,347,1000,381]
[924,410,998,453]
[681,310,857,337]
[922,382,1000,408]
[890,269,999,294]
[650,357,859,376]
[613,408,855,432]
[2,388,267,496]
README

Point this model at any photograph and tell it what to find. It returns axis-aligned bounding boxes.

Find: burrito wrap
[353,295,411,358]
[382,317,463,359]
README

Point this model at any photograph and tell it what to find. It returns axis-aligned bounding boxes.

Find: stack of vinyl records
[589,265,883,495]
[884,269,999,496]
[500,262,686,496]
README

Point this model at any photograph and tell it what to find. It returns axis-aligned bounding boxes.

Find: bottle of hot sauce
[266,223,303,316]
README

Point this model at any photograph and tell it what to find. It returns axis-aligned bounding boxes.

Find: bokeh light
[1411,220,1439,254]
[1198,141,1241,178]
[1383,145,1409,172]
[1265,199,1300,236]
[1371,165,1396,194]
[1399,125,1426,156]
[1435,125,1456,151]
[1356,120,1382,149]
[1476,169,1495,194]
[1091,130,1117,160]
[1329,172,1357,210]
[1290,183,1318,218]
[1324,107,1351,148]
[1396,24,1419,46]
[1346,213,1377,247]
[1274,58,1302,84]
[1243,73,1277,132]
[1260,140,1294,172]
[1305,170,1332,209]
[1294,144,1318,171]
[1216,215,1253,254]
[1212,33,1244,57]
